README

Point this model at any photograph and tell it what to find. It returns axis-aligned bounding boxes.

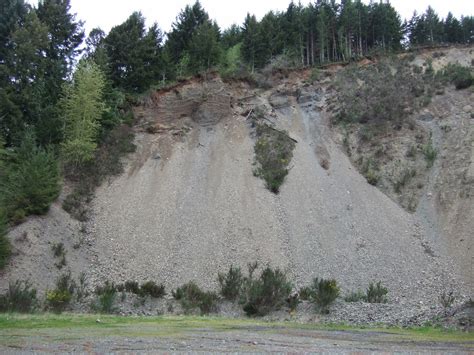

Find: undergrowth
[0,281,38,313]
[63,124,136,221]
[172,282,218,315]
[253,123,295,193]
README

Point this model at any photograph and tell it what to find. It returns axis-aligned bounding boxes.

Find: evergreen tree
[188,21,221,74]
[60,61,105,167]
[221,24,243,50]
[0,130,60,222]
[424,6,443,44]
[104,12,164,92]
[444,12,463,43]
[460,16,474,44]
[166,1,210,64]
[1,10,50,145]
[241,13,260,71]
[36,0,84,81]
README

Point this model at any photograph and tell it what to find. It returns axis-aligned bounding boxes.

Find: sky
[27,0,473,36]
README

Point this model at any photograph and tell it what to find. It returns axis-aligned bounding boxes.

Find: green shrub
[124,280,140,294]
[299,286,313,301]
[365,169,379,186]
[287,293,300,312]
[365,281,388,303]
[423,136,437,168]
[361,158,379,186]
[0,131,60,224]
[253,124,295,193]
[309,68,320,82]
[0,280,37,313]
[439,290,455,309]
[309,278,340,314]
[139,281,166,298]
[241,266,293,317]
[394,168,416,193]
[51,242,67,269]
[218,265,244,301]
[439,64,473,90]
[172,282,218,315]
[51,242,65,258]
[358,126,374,142]
[94,281,117,314]
[0,209,10,269]
[344,290,366,302]
[46,290,72,312]
[46,272,76,312]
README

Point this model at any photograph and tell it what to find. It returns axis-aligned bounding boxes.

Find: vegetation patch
[365,281,388,303]
[51,242,67,269]
[307,278,340,314]
[218,265,244,301]
[63,124,136,221]
[253,124,296,193]
[0,209,10,269]
[394,168,417,194]
[115,280,166,299]
[334,59,425,126]
[423,135,438,168]
[0,131,61,225]
[173,282,218,315]
[437,64,473,90]
[93,282,117,314]
[46,272,76,313]
[0,281,38,313]
[344,290,366,303]
[241,264,293,317]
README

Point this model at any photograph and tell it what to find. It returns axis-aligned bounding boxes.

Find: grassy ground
[0,313,472,340]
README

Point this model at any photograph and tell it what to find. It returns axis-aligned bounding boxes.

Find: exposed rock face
[135,78,231,129]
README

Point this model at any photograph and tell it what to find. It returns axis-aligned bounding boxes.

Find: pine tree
[188,21,221,74]
[444,12,463,43]
[241,14,260,71]
[104,12,164,92]
[0,130,60,221]
[166,1,210,64]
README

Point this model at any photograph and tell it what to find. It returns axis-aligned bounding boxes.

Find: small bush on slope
[253,124,295,193]
[308,278,340,314]
[46,271,76,313]
[218,265,244,301]
[366,281,388,303]
[0,280,38,313]
[173,282,218,315]
[241,265,293,317]
[94,281,117,314]
[138,281,166,298]
[437,64,473,90]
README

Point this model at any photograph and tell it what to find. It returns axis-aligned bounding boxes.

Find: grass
[0,313,472,344]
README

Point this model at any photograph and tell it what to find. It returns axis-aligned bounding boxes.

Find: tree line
[0,0,472,268]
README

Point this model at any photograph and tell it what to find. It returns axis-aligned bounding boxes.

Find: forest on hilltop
[0,0,473,269]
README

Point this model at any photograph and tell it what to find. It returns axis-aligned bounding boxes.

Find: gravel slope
[86,84,468,315]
